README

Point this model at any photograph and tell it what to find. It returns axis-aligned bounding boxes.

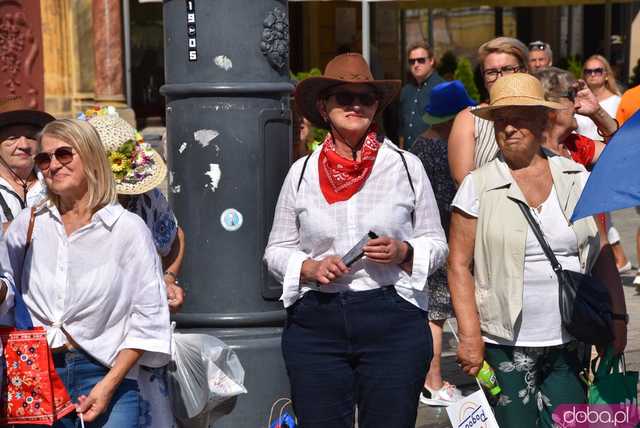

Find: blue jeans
[282,287,432,428]
[25,349,141,428]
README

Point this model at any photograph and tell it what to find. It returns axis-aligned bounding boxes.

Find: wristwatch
[402,241,414,264]
[611,313,629,324]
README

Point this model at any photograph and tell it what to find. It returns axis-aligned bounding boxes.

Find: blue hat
[423,80,477,125]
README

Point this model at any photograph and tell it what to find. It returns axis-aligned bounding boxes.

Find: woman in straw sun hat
[448,73,626,427]
[264,53,447,427]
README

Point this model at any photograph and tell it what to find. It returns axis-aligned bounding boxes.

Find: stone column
[92,0,134,124]
[92,0,125,103]
[40,0,72,116]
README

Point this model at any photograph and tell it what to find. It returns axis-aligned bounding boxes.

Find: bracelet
[164,271,178,281]
[401,241,414,264]
[596,117,619,139]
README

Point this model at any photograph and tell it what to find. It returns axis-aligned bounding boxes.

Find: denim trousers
[282,286,432,428]
[24,348,141,428]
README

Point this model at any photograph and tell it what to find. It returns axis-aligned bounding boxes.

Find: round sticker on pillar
[220,208,243,232]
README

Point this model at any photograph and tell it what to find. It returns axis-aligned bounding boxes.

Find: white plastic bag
[168,325,247,427]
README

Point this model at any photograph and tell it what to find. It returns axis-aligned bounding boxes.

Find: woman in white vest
[448,73,627,427]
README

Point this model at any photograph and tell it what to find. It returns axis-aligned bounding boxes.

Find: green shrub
[454,57,480,102]
[566,56,583,79]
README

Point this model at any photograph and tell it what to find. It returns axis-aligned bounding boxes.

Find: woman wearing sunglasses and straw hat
[0,118,171,427]
[448,73,626,427]
[264,53,447,428]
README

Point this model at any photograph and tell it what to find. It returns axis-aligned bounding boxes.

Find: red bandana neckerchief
[318,130,381,204]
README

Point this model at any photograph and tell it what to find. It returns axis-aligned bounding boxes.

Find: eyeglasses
[483,65,521,83]
[327,91,379,107]
[583,67,605,76]
[529,42,547,51]
[34,147,75,170]
[408,57,427,65]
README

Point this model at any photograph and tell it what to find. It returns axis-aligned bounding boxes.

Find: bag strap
[515,199,563,275]
[13,207,36,330]
[393,149,416,196]
[592,346,624,380]
[296,152,313,192]
[0,189,14,222]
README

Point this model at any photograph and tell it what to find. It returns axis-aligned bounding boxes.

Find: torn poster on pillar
[214,55,233,71]
[220,208,243,232]
[204,164,221,192]
[194,129,219,148]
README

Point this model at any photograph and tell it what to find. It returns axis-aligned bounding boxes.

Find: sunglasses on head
[583,67,605,76]
[34,147,75,170]
[529,42,547,51]
[327,91,379,107]
[408,57,428,65]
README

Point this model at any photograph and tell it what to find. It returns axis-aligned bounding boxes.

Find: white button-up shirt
[264,140,448,310]
[0,202,171,378]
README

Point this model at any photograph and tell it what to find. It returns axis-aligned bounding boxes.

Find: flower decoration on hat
[77,106,167,195]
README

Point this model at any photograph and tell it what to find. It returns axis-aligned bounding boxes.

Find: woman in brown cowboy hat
[264,53,447,427]
[448,73,626,426]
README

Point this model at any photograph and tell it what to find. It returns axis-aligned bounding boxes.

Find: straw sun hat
[295,53,401,128]
[82,107,167,195]
[471,73,564,121]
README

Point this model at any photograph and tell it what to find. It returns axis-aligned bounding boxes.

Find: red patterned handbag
[0,208,75,425]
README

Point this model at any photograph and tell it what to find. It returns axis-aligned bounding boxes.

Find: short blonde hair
[39,119,117,212]
[583,54,621,96]
[478,37,529,72]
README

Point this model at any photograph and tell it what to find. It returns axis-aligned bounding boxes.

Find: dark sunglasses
[529,42,547,51]
[327,91,379,107]
[584,67,605,76]
[408,57,427,65]
[34,147,75,170]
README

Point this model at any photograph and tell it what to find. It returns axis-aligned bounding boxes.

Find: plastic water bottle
[476,361,501,404]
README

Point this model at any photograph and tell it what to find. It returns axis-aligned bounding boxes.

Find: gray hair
[532,67,576,101]
[529,41,553,63]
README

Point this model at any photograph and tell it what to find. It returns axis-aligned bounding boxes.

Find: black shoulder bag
[515,200,613,347]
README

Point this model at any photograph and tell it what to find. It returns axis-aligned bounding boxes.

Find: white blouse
[264,140,448,310]
[0,202,171,378]
[452,176,584,346]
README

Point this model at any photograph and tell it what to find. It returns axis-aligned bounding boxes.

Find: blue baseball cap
[423,80,477,125]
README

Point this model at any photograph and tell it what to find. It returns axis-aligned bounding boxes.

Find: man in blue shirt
[399,41,445,150]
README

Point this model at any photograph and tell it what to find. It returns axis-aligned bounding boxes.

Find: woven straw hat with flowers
[80,106,167,195]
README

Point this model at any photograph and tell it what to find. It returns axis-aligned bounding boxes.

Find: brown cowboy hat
[295,53,400,129]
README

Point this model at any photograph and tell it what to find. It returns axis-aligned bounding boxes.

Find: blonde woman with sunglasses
[576,55,621,142]
[0,119,171,427]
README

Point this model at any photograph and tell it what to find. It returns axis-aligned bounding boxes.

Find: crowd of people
[0,32,638,428]
[270,36,638,428]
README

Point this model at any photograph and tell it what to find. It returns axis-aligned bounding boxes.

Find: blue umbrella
[571,109,640,222]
